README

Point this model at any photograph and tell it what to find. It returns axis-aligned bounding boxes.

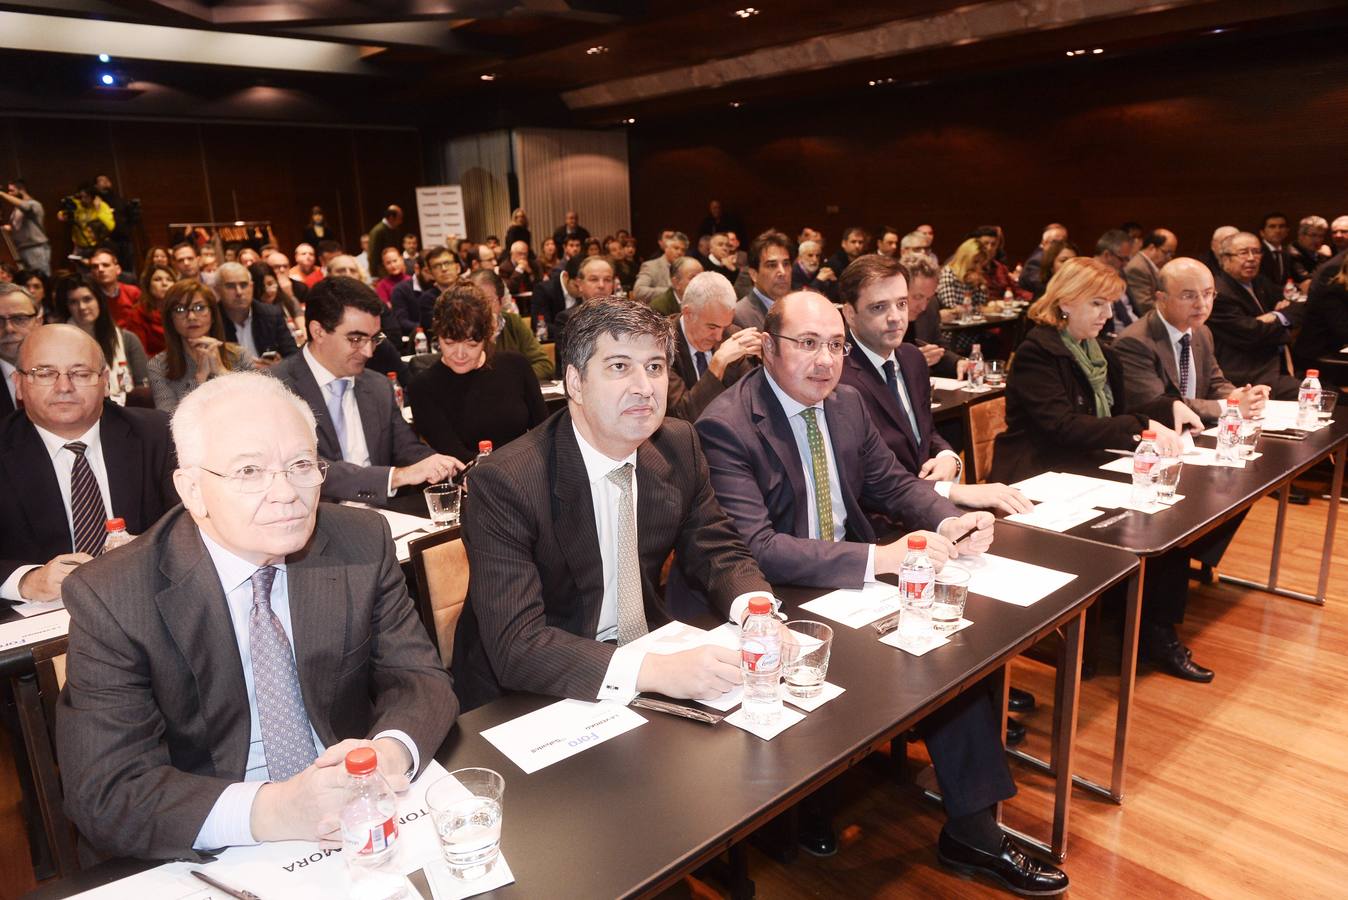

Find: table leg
[1221,472,1334,604]
[1317,448,1345,603]
[1050,609,1084,859]
[1109,564,1142,802]
[1268,485,1289,591]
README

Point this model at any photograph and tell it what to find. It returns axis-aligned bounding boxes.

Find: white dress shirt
[302,347,396,497]
[854,341,958,498]
[231,311,258,359]
[0,421,112,601]
[194,531,418,850]
[1158,316,1197,400]
[762,371,877,581]
[1,358,18,408]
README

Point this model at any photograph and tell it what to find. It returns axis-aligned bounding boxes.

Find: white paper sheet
[724,705,806,740]
[1012,471,1182,513]
[1005,502,1105,532]
[625,621,745,711]
[784,681,845,712]
[930,376,966,391]
[480,700,646,775]
[377,508,436,539]
[961,553,1076,607]
[401,405,414,424]
[798,581,903,629]
[73,762,455,900]
[0,609,70,651]
[7,597,67,618]
[879,629,950,655]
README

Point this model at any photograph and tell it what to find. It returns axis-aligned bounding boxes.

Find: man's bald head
[1156,257,1216,332]
[17,325,109,438]
[18,323,104,372]
[1210,225,1238,254]
[326,255,362,279]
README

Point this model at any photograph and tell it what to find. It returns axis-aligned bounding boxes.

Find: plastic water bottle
[1003,288,1014,304]
[1298,369,1322,429]
[477,440,493,458]
[535,316,549,343]
[967,343,986,387]
[340,748,408,900]
[1283,279,1299,303]
[413,327,428,355]
[116,360,134,395]
[387,373,404,409]
[102,518,133,553]
[1216,399,1243,461]
[961,291,973,322]
[1132,430,1160,505]
[898,535,935,640]
[740,597,782,727]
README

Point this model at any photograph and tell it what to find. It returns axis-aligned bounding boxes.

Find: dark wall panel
[629,40,1348,263]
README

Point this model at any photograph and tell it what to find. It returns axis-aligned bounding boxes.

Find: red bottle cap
[478,441,493,452]
[387,373,397,381]
[105,518,126,532]
[345,747,377,775]
[747,596,773,615]
[1227,398,1239,406]
[1141,430,1156,439]
[907,534,927,550]
[1307,369,1319,377]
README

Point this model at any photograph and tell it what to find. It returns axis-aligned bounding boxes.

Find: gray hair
[560,298,674,393]
[216,261,249,282]
[1299,215,1328,234]
[798,240,821,255]
[1219,231,1259,256]
[1210,225,1238,251]
[671,256,703,279]
[172,372,316,467]
[681,271,736,312]
[899,253,939,280]
[1095,229,1133,256]
[899,231,928,251]
[0,282,38,315]
[667,231,689,247]
[510,240,529,254]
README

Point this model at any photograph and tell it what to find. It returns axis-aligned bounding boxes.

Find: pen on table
[191,869,261,900]
[1091,511,1131,529]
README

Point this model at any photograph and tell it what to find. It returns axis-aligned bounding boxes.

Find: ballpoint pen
[190,869,261,900]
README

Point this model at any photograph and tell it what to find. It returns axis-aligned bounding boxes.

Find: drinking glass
[985,360,1007,387]
[1154,456,1183,502]
[1238,419,1262,459]
[424,484,461,526]
[782,620,833,699]
[931,566,970,634]
[428,768,505,881]
[1318,389,1339,422]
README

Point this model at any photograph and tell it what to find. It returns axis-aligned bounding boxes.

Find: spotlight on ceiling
[99,73,115,86]
[620,116,636,125]
[734,7,760,18]
[98,53,110,63]
[586,45,609,56]
[480,73,497,81]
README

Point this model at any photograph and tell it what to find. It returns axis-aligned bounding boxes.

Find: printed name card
[481,699,647,775]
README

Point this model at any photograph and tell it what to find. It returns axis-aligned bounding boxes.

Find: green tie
[800,408,835,542]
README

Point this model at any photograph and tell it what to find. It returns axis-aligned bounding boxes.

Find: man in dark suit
[1,324,177,604]
[1257,212,1292,287]
[56,372,456,861]
[1115,257,1270,424]
[650,256,701,317]
[823,227,868,281]
[1122,228,1176,315]
[695,290,1067,896]
[456,297,771,713]
[0,282,44,418]
[1208,231,1302,398]
[733,230,794,330]
[366,205,403,280]
[216,262,299,364]
[837,255,1031,515]
[1201,225,1238,278]
[550,210,590,250]
[415,246,464,334]
[665,271,760,421]
[900,254,964,380]
[269,276,461,506]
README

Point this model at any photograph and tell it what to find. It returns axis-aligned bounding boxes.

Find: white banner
[415,184,467,251]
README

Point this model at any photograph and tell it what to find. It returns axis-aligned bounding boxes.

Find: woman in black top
[408,284,548,461]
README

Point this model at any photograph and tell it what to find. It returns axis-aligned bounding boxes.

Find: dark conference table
[29,523,1136,899]
[1006,415,1347,804]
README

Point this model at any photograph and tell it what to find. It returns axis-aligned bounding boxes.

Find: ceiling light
[621,116,636,124]
[868,77,896,86]
[1092,47,1103,54]
[99,73,115,85]
[586,45,609,56]
[1064,50,1074,57]
[734,7,760,18]
[1205,27,1228,35]
[729,101,742,108]
[98,53,110,63]
[480,73,496,81]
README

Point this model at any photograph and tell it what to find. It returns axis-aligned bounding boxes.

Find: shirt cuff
[386,467,397,498]
[1274,311,1290,327]
[597,644,645,703]
[194,781,264,851]
[727,590,781,626]
[864,544,877,583]
[372,730,419,779]
[933,481,953,499]
[1,566,40,602]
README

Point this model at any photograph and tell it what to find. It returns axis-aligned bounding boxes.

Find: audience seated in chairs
[147,280,253,413]
[54,273,149,404]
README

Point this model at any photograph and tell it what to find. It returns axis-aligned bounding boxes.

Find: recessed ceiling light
[868,77,896,86]
[621,116,636,125]
[98,53,110,63]
[734,7,760,18]
[729,101,742,108]
[1205,27,1228,35]
[99,73,115,86]
[586,45,609,56]
[1092,47,1103,54]
[480,73,496,81]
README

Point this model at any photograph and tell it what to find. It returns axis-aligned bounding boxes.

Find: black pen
[191,869,261,900]
[950,524,980,546]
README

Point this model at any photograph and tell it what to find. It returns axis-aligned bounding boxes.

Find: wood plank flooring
[3,488,1345,900]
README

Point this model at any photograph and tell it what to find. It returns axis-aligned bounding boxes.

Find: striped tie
[606,463,649,646]
[65,442,108,556]
[800,409,835,542]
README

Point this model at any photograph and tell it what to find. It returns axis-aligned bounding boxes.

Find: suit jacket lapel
[286,359,342,458]
[674,325,697,385]
[6,419,72,555]
[846,351,919,456]
[286,524,344,746]
[154,518,251,779]
[749,373,810,537]
[99,405,143,529]
[551,417,606,635]
[1147,313,1181,392]
[822,392,870,541]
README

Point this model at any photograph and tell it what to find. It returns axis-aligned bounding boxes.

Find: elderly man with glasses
[269,276,462,506]
[0,281,44,416]
[1208,231,1303,398]
[0,323,177,604]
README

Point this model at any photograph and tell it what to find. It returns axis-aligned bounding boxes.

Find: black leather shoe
[1005,718,1026,747]
[797,815,838,857]
[1008,687,1036,713]
[938,831,1069,896]
[1149,641,1214,682]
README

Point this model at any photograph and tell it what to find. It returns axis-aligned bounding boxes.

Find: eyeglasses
[343,332,386,349]
[170,303,211,317]
[770,333,852,357]
[0,313,39,329]
[429,259,459,271]
[23,366,103,387]
[198,459,329,493]
[1222,248,1263,259]
[1176,289,1217,303]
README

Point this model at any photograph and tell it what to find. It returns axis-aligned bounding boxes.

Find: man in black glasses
[0,323,176,605]
[269,276,462,505]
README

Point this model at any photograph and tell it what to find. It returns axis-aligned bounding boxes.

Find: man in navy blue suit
[836,255,1031,516]
[216,262,298,363]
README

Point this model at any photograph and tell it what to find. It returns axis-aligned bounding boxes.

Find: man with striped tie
[0,324,177,604]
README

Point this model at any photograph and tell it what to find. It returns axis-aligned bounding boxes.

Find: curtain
[512,128,631,249]
[442,130,512,245]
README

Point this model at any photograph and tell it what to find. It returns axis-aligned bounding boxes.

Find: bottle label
[899,573,932,600]
[741,637,779,672]
[351,816,398,856]
[1133,455,1157,476]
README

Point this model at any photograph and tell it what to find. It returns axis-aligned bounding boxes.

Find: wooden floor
[3,484,1346,900]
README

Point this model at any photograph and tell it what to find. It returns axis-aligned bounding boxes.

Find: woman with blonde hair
[504,207,532,253]
[146,280,253,412]
[937,238,991,354]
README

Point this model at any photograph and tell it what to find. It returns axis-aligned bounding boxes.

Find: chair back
[408,526,470,667]
[965,395,1007,484]
[11,635,81,879]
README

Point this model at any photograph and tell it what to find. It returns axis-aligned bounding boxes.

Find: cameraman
[57,183,115,260]
[95,174,138,273]
[1,179,50,274]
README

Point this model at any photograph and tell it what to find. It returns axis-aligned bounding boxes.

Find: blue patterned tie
[249,567,317,781]
[326,379,350,460]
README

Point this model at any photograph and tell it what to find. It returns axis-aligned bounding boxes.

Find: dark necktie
[1178,333,1192,399]
[693,351,707,381]
[65,442,108,556]
[882,360,920,437]
[249,566,318,780]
